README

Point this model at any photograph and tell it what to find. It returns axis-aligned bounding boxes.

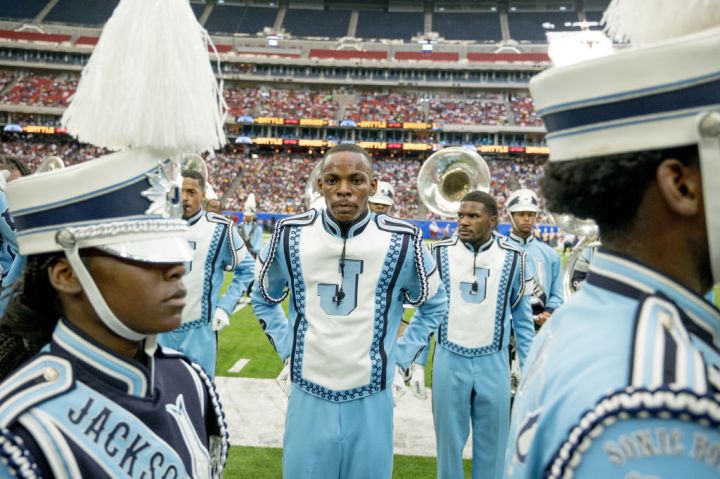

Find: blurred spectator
[429,92,507,125]
[510,93,543,127]
[225,86,339,119]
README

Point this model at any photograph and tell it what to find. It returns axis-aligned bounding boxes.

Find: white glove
[392,366,407,407]
[276,360,291,397]
[211,308,230,332]
[409,364,427,400]
[0,170,9,192]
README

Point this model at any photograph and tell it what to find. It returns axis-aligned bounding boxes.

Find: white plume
[603,0,720,45]
[61,0,227,155]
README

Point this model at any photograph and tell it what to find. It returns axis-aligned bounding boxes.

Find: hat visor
[369,197,393,206]
[509,207,539,214]
[98,236,194,264]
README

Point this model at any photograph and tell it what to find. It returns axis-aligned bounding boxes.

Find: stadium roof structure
[0,0,610,45]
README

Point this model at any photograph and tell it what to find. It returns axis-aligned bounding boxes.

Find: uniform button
[43,367,59,382]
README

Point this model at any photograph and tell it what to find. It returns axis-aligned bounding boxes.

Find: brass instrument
[304,161,324,210]
[182,154,218,200]
[417,147,491,217]
[558,215,601,297]
[36,156,65,174]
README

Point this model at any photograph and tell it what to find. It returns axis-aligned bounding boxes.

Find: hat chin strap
[63,246,148,342]
[697,112,720,285]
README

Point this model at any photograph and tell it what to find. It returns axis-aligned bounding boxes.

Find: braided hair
[0,254,63,381]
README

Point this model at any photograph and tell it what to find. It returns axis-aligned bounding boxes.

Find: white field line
[228,358,250,373]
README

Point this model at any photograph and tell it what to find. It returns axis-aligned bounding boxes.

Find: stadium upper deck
[0,1,610,162]
[0,0,610,62]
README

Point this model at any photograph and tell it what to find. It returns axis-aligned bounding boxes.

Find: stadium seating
[0,71,546,127]
[283,9,351,39]
[508,11,579,42]
[432,12,502,42]
[510,93,543,126]
[0,30,71,44]
[395,52,460,62]
[75,36,99,46]
[0,73,77,107]
[345,92,427,123]
[0,0,47,21]
[467,52,550,63]
[44,0,119,26]
[355,11,424,41]
[190,2,205,20]
[224,86,339,119]
[309,49,388,61]
[0,70,15,93]
[204,5,277,35]
[584,11,604,29]
[430,92,507,125]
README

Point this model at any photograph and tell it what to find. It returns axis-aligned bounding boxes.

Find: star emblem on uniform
[142,160,182,218]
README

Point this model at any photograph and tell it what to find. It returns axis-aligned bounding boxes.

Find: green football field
[216,260,720,478]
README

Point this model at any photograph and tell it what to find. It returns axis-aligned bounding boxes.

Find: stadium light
[547,30,614,67]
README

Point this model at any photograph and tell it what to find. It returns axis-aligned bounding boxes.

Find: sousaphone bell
[36,156,65,174]
[182,154,218,200]
[556,214,601,297]
[417,147,491,217]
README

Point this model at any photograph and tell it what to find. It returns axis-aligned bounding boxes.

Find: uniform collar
[461,234,494,254]
[51,319,152,398]
[509,231,535,245]
[322,208,371,239]
[587,249,720,347]
[187,208,204,226]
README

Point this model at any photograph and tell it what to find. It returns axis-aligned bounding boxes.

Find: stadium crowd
[0,71,544,127]
[1,137,548,221]
[225,86,339,119]
[510,93,543,127]
[0,72,77,108]
[429,92,508,125]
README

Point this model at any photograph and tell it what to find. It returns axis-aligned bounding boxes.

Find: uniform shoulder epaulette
[375,215,418,236]
[276,209,318,229]
[0,355,73,429]
[628,294,713,391]
[497,236,523,255]
[431,236,458,251]
[206,212,233,226]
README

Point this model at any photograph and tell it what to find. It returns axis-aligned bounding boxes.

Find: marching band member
[205,198,223,214]
[506,1,720,477]
[411,190,533,479]
[0,0,233,475]
[239,193,264,259]
[505,188,563,328]
[157,170,254,378]
[252,143,447,479]
[0,156,30,316]
[368,181,395,216]
[0,150,229,478]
